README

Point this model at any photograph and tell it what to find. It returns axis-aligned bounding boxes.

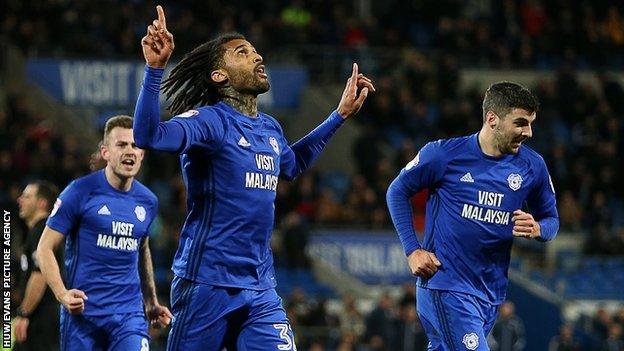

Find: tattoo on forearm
[139,238,157,303]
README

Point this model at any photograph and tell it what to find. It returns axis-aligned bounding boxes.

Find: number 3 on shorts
[273,323,297,350]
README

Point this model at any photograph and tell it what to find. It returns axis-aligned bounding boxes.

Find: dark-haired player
[387,82,559,351]
[134,5,374,350]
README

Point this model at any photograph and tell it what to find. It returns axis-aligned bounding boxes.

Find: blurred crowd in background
[2,0,624,350]
[5,0,624,70]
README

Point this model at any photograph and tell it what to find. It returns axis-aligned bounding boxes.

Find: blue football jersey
[46,170,158,315]
[387,133,559,304]
[169,103,342,289]
[134,66,344,290]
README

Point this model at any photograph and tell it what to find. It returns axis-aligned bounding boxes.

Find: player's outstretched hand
[59,289,88,314]
[337,63,376,119]
[406,249,442,279]
[512,210,541,240]
[146,302,173,328]
[141,5,175,69]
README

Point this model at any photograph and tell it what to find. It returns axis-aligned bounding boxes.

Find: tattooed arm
[139,237,172,327]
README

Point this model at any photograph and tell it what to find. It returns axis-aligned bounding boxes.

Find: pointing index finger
[157,5,167,30]
[348,63,359,92]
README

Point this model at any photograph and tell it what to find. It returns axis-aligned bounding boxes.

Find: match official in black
[14,181,60,351]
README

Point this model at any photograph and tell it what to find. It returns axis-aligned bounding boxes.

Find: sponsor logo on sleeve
[405,152,420,170]
[50,198,62,217]
[177,109,199,118]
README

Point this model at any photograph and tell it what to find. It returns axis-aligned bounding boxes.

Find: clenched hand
[407,249,442,279]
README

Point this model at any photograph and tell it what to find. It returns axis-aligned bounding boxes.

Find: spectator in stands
[393,299,427,351]
[602,323,623,351]
[548,324,581,351]
[286,287,311,326]
[584,224,612,256]
[593,307,614,340]
[614,306,624,328]
[364,293,396,350]
[88,141,106,171]
[611,228,624,255]
[557,190,582,232]
[307,297,339,328]
[315,187,345,225]
[309,340,326,351]
[281,211,310,268]
[334,331,357,351]
[338,294,365,341]
[488,301,526,351]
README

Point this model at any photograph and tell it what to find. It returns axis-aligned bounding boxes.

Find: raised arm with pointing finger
[133,6,374,350]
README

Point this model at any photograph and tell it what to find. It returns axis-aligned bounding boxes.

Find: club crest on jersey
[269,136,280,154]
[177,109,199,118]
[134,206,146,222]
[462,333,479,350]
[507,173,523,191]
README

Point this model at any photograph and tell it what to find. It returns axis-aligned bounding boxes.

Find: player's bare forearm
[139,239,173,328]
[19,271,47,315]
[139,237,158,306]
[37,227,69,300]
[37,247,67,300]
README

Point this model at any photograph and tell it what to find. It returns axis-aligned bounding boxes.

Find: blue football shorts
[167,275,296,351]
[60,309,150,351]
[417,287,498,351]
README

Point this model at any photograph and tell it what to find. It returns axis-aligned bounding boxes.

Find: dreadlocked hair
[162,32,246,115]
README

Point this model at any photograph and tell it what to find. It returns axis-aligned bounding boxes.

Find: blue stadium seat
[274,267,335,298]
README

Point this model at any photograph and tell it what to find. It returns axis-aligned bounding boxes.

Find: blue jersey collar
[217,102,263,126]
[471,132,515,162]
[99,169,136,195]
